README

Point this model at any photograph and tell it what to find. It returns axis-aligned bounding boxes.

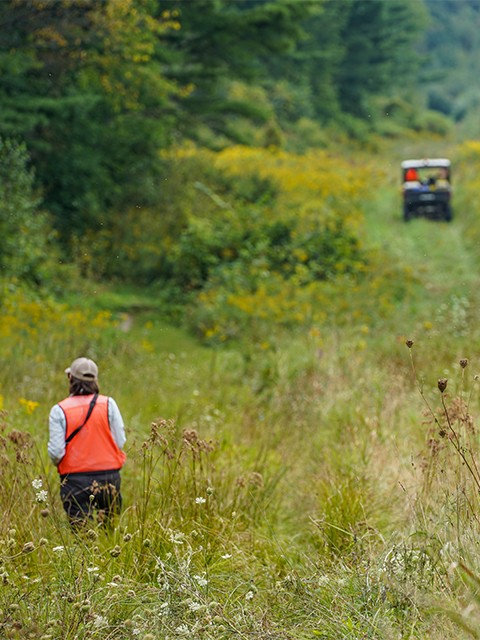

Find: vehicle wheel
[403,205,412,222]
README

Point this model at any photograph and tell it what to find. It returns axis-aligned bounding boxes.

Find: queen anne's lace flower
[193,574,208,587]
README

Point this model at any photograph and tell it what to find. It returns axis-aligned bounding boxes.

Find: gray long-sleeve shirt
[48,397,126,466]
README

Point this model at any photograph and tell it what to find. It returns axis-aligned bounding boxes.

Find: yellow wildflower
[19,398,40,414]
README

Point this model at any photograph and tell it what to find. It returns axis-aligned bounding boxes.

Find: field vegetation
[2,137,480,639]
[4,1,480,638]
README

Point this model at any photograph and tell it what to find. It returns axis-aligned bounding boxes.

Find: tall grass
[0,303,469,638]
[3,137,480,637]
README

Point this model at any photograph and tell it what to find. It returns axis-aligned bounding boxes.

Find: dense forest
[1,0,479,296]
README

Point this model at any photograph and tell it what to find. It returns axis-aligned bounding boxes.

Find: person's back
[57,394,125,475]
[48,357,126,527]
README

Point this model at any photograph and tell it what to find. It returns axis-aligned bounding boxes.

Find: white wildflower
[188,601,202,612]
[195,497,206,505]
[36,490,48,503]
[92,614,108,628]
[87,566,100,573]
[52,546,64,552]
[193,574,208,587]
[169,530,185,545]
[221,554,232,559]
[175,623,190,635]
[245,590,255,600]
[32,478,43,490]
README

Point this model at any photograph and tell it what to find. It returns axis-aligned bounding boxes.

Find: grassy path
[363,161,480,341]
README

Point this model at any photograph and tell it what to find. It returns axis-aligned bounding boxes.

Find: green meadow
[3,138,480,639]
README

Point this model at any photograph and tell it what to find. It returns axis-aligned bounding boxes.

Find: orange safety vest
[57,394,126,475]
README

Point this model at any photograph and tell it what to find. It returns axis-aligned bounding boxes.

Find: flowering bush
[153,145,383,343]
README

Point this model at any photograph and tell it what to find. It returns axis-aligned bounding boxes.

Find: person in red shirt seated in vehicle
[405,167,420,182]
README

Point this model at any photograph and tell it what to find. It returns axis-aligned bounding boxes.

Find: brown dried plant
[407,342,480,525]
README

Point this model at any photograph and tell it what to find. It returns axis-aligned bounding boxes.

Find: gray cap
[65,357,99,381]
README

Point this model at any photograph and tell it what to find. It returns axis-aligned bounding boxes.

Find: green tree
[336,0,426,118]
[157,0,312,142]
[0,0,178,240]
[284,0,349,123]
[421,0,480,122]
[0,138,54,283]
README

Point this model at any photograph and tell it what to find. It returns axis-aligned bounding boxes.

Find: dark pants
[60,470,122,527]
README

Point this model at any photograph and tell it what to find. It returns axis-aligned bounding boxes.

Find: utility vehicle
[401,158,452,222]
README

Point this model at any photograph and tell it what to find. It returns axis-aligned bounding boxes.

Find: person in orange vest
[48,357,126,527]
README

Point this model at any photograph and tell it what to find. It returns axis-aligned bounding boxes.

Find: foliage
[0,288,118,401]
[156,145,390,344]
[0,138,56,284]
[158,0,312,142]
[452,141,480,265]
[280,0,426,130]
[71,144,372,297]
[0,0,178,240]
[0,291,474,638]
[335,0,427,119]
[4,144,480,637]
[421,0,480,130]
[0,0,450,265]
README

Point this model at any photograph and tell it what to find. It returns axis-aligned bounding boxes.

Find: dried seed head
[405,339,414,349]
[438,378,448,393]
[22,541,35,553]
[460,358,469,369]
